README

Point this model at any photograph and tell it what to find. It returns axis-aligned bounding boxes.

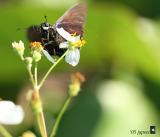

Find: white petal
[65,48,80,66]
[19,40,24,49]
[56,27,80,42]
[42,50,55,64]
[12,40,24,50]
[59,42,69,49]
[0,101,24,125]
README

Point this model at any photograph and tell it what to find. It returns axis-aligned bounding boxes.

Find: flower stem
[32,89,48,137]
[37,111,48,137]
[28,63,47,137]
[0,124,12,137]
[34,63,38,87]
[34,63,47,137]
[27,68,35,87]
[38,50,68,89]
[49,95,72,137]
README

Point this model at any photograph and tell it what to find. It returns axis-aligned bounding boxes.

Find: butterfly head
[40,16,51,30]
[41,22,50,30]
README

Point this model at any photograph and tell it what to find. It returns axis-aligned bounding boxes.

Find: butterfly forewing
[56,3,87,37]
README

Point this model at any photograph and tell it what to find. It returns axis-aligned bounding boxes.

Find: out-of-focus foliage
[92,0,160,18]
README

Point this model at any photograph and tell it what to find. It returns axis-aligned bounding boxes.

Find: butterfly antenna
[44,15,48,22]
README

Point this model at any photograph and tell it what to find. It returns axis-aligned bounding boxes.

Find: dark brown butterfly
[27,3,87,63]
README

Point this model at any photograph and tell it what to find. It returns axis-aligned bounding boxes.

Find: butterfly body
[28,23,66,56]
[27,3,87,57]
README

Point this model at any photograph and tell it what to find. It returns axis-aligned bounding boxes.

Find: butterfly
[27,3,87,66]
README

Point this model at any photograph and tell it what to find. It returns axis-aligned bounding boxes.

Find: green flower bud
[69,83,81,97]
[24,57,33,70]
[27,90,42,114]
[22,131,36,137]
[33,51,42,62]
[68,72,85,97]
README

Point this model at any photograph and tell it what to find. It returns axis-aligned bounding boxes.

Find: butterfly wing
[56,3,87,37]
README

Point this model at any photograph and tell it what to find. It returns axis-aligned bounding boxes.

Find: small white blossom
[59,42,69,48]
[12,40,25,59]
[0,101,24,125]
[65,48,80,66]
[56,27,85,66]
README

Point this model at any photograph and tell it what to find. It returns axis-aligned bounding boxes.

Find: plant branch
[38,50,68,89]
[30,63,47,137]
[0,124,12,137]
[27,68,35,87]
[34,62,38,87]
[49,95,72,137]
[37,111,48,137]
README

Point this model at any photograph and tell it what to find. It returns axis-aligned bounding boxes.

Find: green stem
[49,95,72,137]
[0,125,12,137]
[34,63,38,87]
[27,63,47,137]
[34,63,47,137]
[28,68,35,87]
[37,111,48,137]
[38,50,68,89]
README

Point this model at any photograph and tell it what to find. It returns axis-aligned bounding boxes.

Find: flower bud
[22,131,36,137]
[69,83,80,97]
[68,72,85,97]
[32,51,42,62]
[12,40,25,60]
[27,90,42,114]
[24,57,33,70]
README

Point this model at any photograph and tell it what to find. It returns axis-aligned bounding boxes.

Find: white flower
[12,40,25,59]
[0,101,24,125]
[65,48,80,66]
[56,27,85,66]
[59,42,69,48]
[12,40,24,51]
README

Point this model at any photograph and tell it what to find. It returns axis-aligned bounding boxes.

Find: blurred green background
[0,0,160,136]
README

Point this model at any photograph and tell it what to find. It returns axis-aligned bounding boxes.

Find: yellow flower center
[30,42,43,52]
[72,39,86,48]
[71,32,77,36]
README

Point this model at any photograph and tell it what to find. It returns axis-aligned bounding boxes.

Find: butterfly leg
[41,38,54,46]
